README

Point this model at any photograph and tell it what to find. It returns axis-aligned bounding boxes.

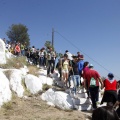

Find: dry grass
[27,65,39,77]
[0,56,27,69]
[42,84,52,91]
[2,102,13,110]
[21,79,31,96]
[0,96,86,120]
[3,70,12,80]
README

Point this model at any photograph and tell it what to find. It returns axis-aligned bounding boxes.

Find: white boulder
[0,38,6,64]
[25,74,43,94]
[41,89,74,110]
[20,66,28,76]
[41,88,55,103]
[0,71,11,106]
[9,69,24,97]
[39,75,53,86]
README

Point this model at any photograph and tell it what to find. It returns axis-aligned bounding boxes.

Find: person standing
[83,61,90,98]
[61,54,69,87]
[39,48,44,67]
[78,55,84,85]
[47,47,56,76]
[69,56,80,95]
[15,43,21,56]
[101,73,117,106]
[84,64,103,110]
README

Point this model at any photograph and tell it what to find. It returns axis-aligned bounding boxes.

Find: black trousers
[47,60,55,75]
[89,86,99,109]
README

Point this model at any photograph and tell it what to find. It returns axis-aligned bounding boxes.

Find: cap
[89,64,94,68]
[108,73,114,78]
[65,50,68,53]
[79,55,84,60]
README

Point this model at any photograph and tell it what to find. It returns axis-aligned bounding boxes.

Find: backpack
[90,77,96,87]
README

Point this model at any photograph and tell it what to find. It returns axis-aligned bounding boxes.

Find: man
[47,47,56,76]
[84,64,103,110]
[78,55,84,85]
[69,55,80,96]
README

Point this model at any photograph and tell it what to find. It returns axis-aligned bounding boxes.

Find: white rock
[9,69,24,97]
[46,77,53,86]
[47,102,55,107]
[20,67,27,76]
[39,75,47,84]
[39,69,47,76]
[77,93,88,98]
[73,98,91,105]
[77,104,92,111]
[39,75,53,86]
[5,50,15,59]
[41,88,55,103]
[0,71,12,106]
[41,89,74,110]
[0,39,6,64]
[25,74,42,94]
[54,91,74,110]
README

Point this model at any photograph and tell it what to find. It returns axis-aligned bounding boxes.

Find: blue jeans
[39,57,44,66]
[71,75,80,94]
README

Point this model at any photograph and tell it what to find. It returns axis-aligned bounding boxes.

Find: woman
[101,73,117,106]
[62,54,69,87]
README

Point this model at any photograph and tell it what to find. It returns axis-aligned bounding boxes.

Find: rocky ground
[0,94,92,120]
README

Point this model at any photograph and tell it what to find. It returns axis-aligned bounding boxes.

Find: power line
[55,30,120,79]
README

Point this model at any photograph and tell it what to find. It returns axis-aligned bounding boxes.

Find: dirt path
[0,95,91,120]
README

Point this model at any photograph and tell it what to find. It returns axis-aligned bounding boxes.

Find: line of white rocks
[0,38,105,111]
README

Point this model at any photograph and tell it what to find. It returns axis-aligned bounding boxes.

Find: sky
[0,0,120,79]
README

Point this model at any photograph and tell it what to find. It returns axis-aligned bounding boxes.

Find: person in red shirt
[84,64,103,109]
[15,43,21,56]
[101,73,117,106]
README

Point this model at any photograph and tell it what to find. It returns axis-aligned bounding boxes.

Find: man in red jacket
[84,64,103,110]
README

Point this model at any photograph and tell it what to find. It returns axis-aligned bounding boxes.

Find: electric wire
[55,30,120,79]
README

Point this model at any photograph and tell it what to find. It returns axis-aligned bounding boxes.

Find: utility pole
[52,28,54,48]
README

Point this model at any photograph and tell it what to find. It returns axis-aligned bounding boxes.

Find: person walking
[84,64,103,110]
[47,47,56,76]
[69,55,80,96]
[101,73,117,106]
[78,55,84,85]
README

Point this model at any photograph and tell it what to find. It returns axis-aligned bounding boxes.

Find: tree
[6,24,30,46]
[44,41,54,50]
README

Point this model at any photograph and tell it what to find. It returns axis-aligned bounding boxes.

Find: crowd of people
[3,38,120,119]
[56,50,120,119]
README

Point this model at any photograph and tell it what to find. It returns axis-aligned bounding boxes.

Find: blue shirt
[78,60,84,74]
